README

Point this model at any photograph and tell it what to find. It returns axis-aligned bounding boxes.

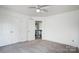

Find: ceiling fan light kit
[36,9,40,13]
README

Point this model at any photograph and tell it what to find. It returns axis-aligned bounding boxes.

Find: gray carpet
[0,40,78,53]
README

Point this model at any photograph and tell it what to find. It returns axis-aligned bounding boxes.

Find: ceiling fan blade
[42,9,48,12]
[29,5,49,9]
[29,7,36,8]
[40,5,49,8]
[28,5,41,9]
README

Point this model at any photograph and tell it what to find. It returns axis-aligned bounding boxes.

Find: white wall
[43,10,79,47]
[27,17,35,41]
[0,8,30,46]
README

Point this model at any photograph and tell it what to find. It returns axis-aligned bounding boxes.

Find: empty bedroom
[0,5,79,53]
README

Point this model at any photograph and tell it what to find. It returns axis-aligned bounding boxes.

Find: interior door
[35,21,42,39]
[28,18,35,41]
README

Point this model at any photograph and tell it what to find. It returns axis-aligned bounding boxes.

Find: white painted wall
[43,10,79,47]
[0,8,30,46]
[27,18,35,41]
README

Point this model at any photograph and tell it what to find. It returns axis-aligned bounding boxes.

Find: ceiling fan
[28,5,49,13]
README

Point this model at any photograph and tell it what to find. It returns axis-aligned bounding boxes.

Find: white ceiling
[0,5,79,17]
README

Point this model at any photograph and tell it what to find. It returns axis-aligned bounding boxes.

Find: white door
[28,18,35,41]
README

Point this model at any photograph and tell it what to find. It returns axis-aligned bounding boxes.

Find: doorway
[35,21,42,40]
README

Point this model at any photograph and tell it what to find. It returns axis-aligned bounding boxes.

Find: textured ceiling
[0,5,79,17]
